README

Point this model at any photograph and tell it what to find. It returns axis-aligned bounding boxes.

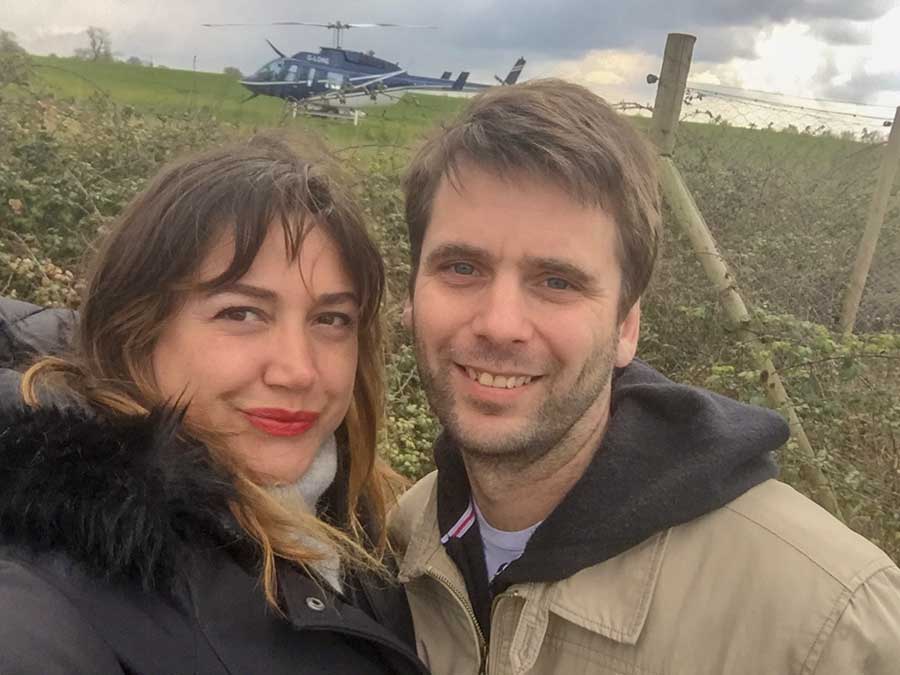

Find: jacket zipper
[425,565,489,672]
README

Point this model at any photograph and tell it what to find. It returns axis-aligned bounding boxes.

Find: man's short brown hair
[403,78,661,317]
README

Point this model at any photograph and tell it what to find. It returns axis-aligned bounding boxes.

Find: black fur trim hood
[0,405,237,591]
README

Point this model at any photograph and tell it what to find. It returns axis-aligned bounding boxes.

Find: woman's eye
[216,307,262,322]
[450,262,476,276]
[545,277,571,290]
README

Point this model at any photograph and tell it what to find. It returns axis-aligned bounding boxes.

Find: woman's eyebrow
[204,282,276,301]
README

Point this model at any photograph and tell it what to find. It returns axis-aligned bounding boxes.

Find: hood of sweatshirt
[435,358,786,590]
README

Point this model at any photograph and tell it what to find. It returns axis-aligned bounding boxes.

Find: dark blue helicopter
[203,21,526,109]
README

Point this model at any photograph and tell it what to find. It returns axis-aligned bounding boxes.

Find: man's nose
[262,325,317,390]
[470,276,534,345]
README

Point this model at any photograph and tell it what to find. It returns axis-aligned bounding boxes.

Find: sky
[5,0,900,120]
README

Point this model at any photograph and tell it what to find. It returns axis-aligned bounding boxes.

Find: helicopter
[202,21,526,111]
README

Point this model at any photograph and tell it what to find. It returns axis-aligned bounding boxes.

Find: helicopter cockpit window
[255,59,285,82]
[320,71,349,90]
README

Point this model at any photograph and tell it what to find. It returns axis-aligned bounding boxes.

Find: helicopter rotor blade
[341,23,438,28]
[202,21,437,29]
[265,39,286,58]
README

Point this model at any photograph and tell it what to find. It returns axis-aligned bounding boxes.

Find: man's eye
[316,312,354,328]
[451,262,476,276]
[545,277,571,290]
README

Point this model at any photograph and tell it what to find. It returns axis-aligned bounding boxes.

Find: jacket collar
[0,404,238,592]
[395,472,668,645]
[429,359,781,591]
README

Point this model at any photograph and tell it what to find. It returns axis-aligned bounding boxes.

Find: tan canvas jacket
[390,474,900,675]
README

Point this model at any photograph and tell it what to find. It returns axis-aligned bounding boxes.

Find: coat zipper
[425,565,489,672]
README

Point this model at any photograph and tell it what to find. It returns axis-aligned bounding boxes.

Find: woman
[0,136,429,674]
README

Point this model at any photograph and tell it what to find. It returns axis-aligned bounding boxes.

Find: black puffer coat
[0,404,429,675]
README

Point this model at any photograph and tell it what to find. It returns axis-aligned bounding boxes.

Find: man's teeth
[465,367,533,389]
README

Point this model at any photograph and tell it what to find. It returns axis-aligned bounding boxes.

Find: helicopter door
[306,67,316,87]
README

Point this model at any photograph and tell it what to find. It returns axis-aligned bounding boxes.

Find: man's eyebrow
[522,256,597,288]
[317,291,359,306]
[423,243,493,268]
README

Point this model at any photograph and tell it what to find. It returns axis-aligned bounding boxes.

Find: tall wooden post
[650,34,696,157]
[839,106,900,337]
[648,33,844,520]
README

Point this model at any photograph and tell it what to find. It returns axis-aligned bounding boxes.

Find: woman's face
[152,222,359,484]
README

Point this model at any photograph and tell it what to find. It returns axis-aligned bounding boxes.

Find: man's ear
[401,296,412,331]
[615,299,640,367]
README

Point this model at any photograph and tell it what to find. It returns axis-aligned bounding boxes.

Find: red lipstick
[241,408,319,437]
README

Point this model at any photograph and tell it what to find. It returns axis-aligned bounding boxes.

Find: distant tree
[0,29,31,86]
[223,66,242,79]
[126,56,143,66]
[0,29,25,54]
[74,26,112,62]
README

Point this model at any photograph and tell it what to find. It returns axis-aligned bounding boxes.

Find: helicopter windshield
[252,59,288,82]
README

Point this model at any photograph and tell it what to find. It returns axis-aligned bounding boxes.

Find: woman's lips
[241,408,319,437]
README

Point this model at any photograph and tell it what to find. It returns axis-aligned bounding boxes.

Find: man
[391,79,900,674]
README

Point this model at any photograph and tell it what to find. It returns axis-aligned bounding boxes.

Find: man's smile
[455,363,541,390]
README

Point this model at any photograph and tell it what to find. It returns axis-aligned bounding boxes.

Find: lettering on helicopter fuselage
[309,55,330,65]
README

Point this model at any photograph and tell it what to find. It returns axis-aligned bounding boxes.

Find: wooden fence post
[839,106,900,337]
[650,33,695,157]
[649,33,845,520]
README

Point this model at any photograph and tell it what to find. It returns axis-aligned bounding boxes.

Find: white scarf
[266,435,343,593]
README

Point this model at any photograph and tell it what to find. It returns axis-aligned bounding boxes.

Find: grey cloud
[810,20,872,46]
[823,71,900,102]
[9,0,897,84]
[440,0,894,59]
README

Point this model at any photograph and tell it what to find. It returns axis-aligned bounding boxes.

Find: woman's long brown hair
[21,135,400,610]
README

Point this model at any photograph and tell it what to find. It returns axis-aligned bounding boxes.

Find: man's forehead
[425,168,620,260]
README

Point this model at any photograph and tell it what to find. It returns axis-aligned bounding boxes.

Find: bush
[1,80,897,563]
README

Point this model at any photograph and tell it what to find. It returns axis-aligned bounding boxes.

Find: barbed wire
[681,86,894,140]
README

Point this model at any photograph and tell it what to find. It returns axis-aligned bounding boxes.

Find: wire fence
[651,84,900,333]
[612,67,900,558]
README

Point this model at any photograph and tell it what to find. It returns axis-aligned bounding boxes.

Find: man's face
[408,164,640,461]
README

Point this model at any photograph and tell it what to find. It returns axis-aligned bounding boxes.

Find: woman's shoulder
[0,549,126,672]
[0,404,235,591]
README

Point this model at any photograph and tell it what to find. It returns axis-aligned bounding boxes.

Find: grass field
[29,55,469,149]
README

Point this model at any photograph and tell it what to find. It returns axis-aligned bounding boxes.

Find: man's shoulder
[389,471,439,547]
[700,479,896,588]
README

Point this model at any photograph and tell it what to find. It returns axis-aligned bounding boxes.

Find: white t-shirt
[473,500,541,582]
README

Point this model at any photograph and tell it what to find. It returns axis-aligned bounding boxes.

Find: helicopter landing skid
[284,100,367,125]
